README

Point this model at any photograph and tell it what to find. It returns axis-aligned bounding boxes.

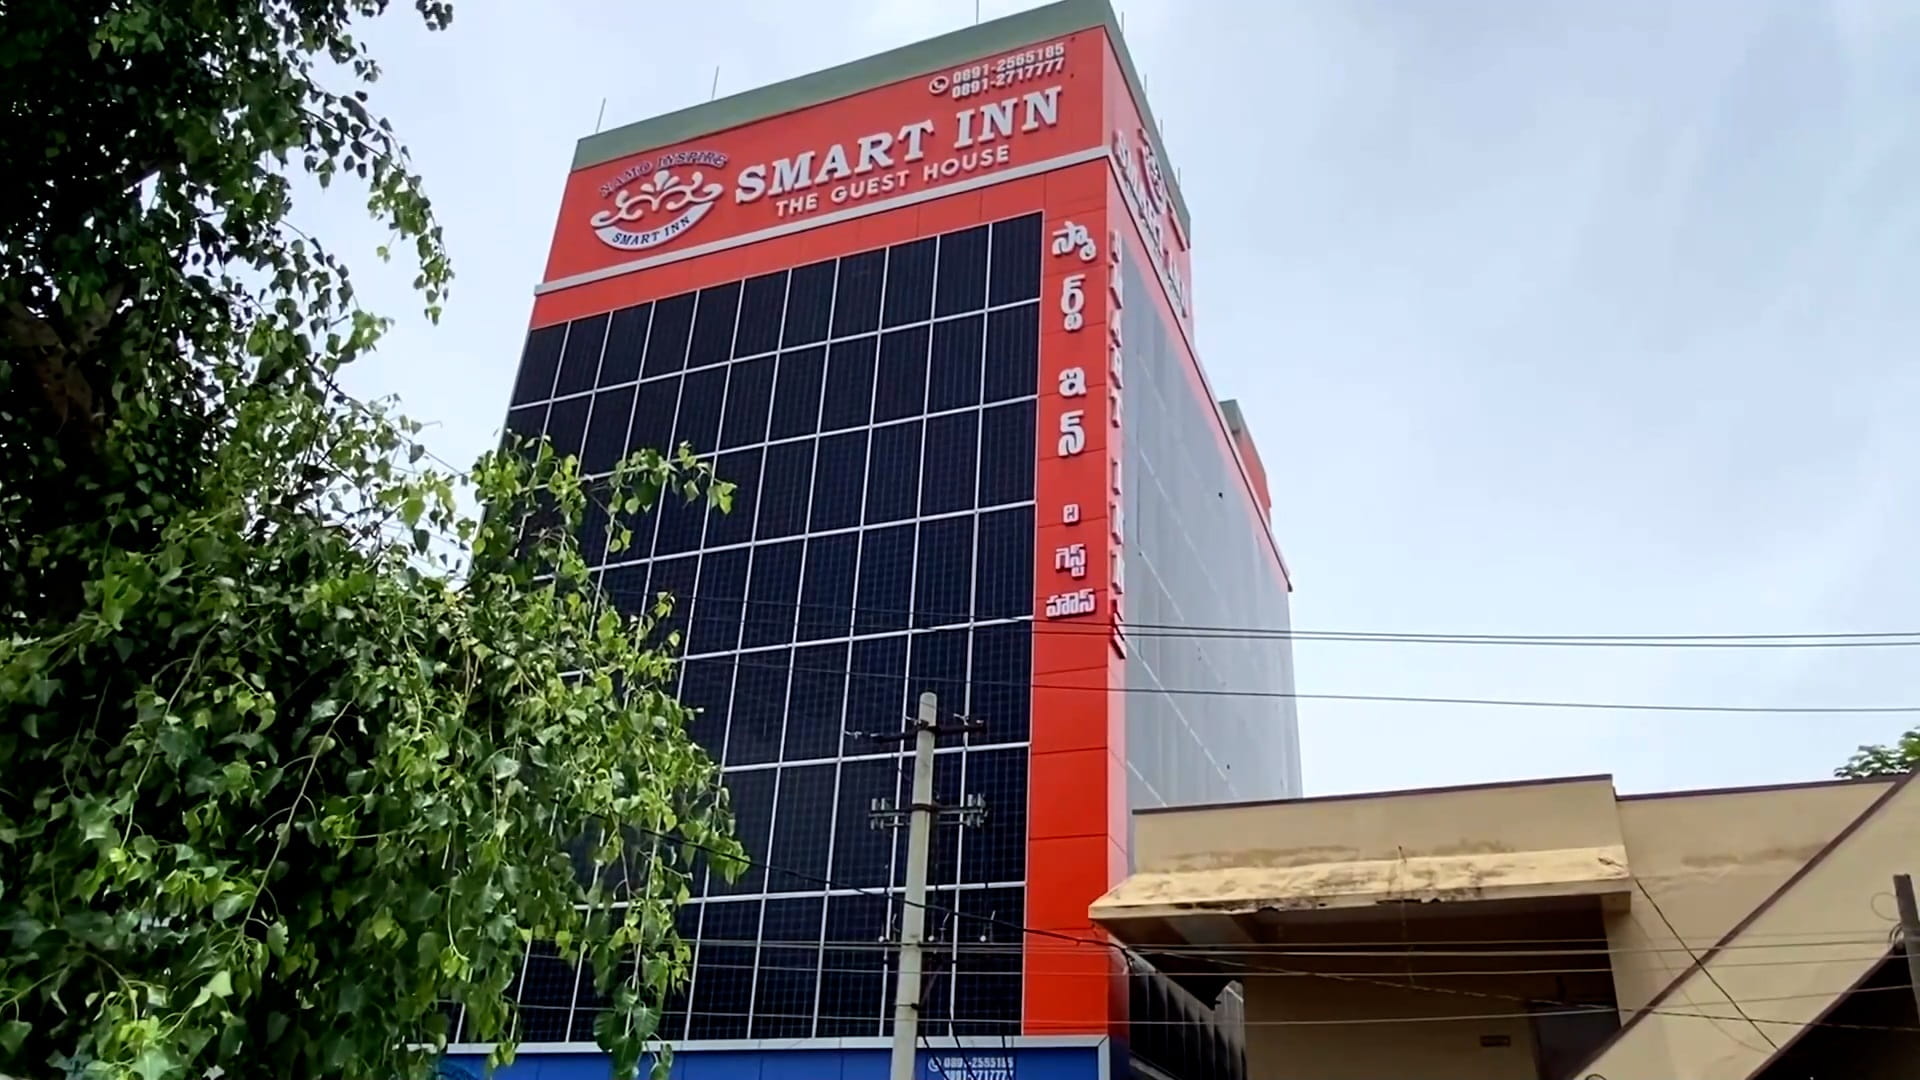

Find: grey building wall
[1118,254,1303,814]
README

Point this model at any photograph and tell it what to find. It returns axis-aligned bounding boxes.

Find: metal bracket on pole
[868,792,989,831]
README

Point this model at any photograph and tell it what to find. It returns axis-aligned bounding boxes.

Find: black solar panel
[496,213,1043,1039]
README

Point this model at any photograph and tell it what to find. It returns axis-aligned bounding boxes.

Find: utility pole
[894,692,938,1080]
[1895,874,1920,1019]
[867,693,987,1080]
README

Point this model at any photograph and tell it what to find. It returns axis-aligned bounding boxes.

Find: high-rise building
[467,2,1301,1078]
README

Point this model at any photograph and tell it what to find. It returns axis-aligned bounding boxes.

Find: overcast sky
[324,0,1920,797]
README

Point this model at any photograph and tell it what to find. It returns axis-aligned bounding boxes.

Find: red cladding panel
[1023,943,1122,1034]
[1026,835,1115,931]
[1024,156,1128,1034]
[1029,748,1113,841]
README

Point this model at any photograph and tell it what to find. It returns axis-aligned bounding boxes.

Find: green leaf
[0,1020,29,1055]
[632,1004,660,1042]
[133,1046,177,1080]
[0,2,730,1071]
[190,969,234,1008]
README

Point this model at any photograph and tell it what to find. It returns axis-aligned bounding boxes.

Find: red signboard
[540,29,1109,288]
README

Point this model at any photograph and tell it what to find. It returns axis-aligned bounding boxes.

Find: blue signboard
[444,1044,1096,1080]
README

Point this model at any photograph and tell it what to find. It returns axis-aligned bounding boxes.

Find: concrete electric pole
[1894,874,1920,1020]
[867,693,987,1080]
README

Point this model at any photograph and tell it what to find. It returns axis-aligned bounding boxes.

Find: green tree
[0,4,739,1080]
[1835,726,1920,779]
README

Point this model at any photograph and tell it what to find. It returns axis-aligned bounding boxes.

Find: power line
[637,834,1912,1022]
[628,615,1920,720]
[611,948,1898,981]
[588,585,1920,650]
[1039,927,1900,951]
[576,614,1920,714]
[555,582,1920,714]
[1068,940,1896,961]
[540,953,1914,1004]
[713,652,1920,717]
[671,932,1898,957]
[632,827,1093,954]
[417,484,1920,667]
[444,438,1916,669]
[933,626,1920,649]
[429,407,1920,1038]
[485,1002,1920,1032]
[621,829,1913,1039]
[1631,877,1778,1052]
[611,901,1901,951]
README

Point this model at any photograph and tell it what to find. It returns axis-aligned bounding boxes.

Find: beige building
[1092,772,1920,1080]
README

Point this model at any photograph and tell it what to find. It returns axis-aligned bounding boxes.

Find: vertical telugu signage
[1109,126,1188,329]
[1034,212,1125,658]
[1039,217,1103,627]
[1100,34,1195,343]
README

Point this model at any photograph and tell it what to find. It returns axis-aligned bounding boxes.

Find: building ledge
[1093,844,1632,924]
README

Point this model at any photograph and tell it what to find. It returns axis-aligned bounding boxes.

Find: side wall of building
[1098,31,1301,819]
[1605,779,1893,1015]
[1240,932,1620,1080]
[1130,776,1622,872]
[1116,777,1903,1080]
